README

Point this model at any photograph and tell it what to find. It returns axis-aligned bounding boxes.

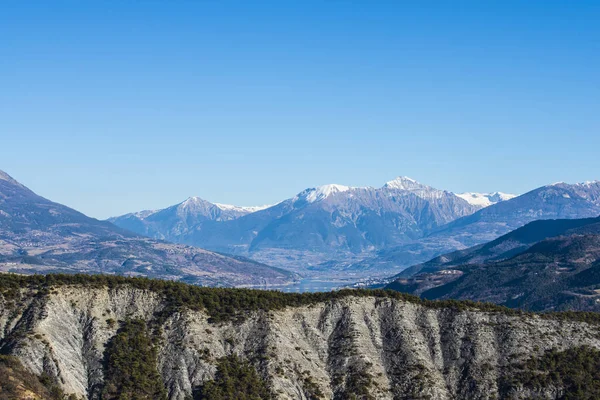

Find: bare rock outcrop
[2,283,600,399]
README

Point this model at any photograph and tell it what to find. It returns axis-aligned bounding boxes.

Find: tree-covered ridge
[2,273,600,324]
[102,319,167,400]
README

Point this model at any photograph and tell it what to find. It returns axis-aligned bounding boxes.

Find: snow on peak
[548,180,599,188]
[299,184,351,203]
[577,180,600,187]
[181,196,208,206]
[383,176,428,191]
[180,197,269,215]
[132,209,160,219]
[214,203,272,214]
[382,176,449,200]
[173,197,210,216]
[456,192,517,207]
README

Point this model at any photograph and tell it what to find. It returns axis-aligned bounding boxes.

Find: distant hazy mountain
[386,216,600,312]
[395,216,600,279]
[108,197,271,242]
[433,181,600,246]
[0,170,293,286]
[111,176,500,273]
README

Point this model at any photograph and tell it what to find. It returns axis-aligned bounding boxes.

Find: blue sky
[1,1,599,219]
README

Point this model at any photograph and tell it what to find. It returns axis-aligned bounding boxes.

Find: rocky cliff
[2,275,600,399]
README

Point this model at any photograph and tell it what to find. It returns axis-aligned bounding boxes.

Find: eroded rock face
[2,286,600,399]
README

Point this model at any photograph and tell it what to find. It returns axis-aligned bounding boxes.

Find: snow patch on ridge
[132,209,160,219]
[179,196,209,208]
[305,184,351,203]
[214,203,272,213]
[295,184,353,203]
[181,197,269,215]
[382,176,450,200]
[578,180,600,187]
[456,192,517,207]
[548,180,599,188]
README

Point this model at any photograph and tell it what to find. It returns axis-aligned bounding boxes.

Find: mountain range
[0,170,294,287]
[109,177,516,274]
[109,176,600,279]
[3,166,600,287]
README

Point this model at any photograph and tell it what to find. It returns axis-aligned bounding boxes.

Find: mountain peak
[179,197,271,216]
[307,184,351,202]
[297,184,352,203]
[177,196,215,211]
[383,176,428,191]
[183,196,205,203]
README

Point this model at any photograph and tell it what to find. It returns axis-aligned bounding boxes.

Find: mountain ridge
[386,216,600,312]
[0,169,294,287]
[354,180,600,274]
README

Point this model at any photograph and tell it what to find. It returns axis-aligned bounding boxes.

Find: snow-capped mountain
[456,192,517,207]
[114,175,582,276]
[236,178,479,257]
[110,176,496,272]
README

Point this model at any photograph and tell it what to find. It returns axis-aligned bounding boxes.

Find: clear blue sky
[1,1,599,219]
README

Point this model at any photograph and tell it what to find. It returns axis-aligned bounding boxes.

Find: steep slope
[386,219,600,312]
[0,355,62,399]
[3,274,600,399]
[396,216,600,278]
[0,170,293,287]
[357,182,600,274]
